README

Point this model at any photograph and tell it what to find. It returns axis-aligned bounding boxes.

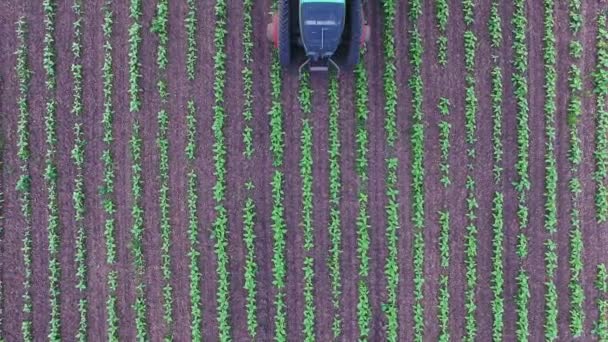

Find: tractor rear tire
[345,0,363,66]
[278,0,291,66]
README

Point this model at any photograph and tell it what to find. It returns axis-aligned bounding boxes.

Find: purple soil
[282,71,305,339]
[26,0,53,338]
[110,0,136,339]
[555,1,575,340]
[81,0,109,339]
[55,0,79,338]
[223,0,249,338]
[0,1,24,340]
[191,0,220,338]
[166,0,191,339]
[364,0,389,340]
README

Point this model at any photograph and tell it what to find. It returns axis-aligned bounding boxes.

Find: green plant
[595,264,608,340]
[300,118,314,341]
[595,14,608,223]
[186,0,197,80]
[128,0,142,111]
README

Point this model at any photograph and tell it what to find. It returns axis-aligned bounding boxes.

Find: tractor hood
[300,0,345,61]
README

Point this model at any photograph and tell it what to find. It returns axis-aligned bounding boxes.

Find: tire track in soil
[580,0,608,336]
[55,1,79,338]
[283,72,304,340]
[0,1,25,338]
[250,0,273,339]
[139,0,164,338]
[27,0,52,337]
[520,0,547,339]
[443,0,468,338]
[192,0,219,338]
[555,0,574,339]
[309,73,332,340]
[365,0,388,340]
[223,0,248,338]
[112,0,136,338]
[82,0,108,339]
[166,0,190,339]
[393,0,413,339]
[338,71,358,341]
[498,0,520,339]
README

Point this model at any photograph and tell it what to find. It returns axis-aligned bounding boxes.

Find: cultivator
[267,0,370,73]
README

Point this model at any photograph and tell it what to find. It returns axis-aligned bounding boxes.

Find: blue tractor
[267,0,370,73]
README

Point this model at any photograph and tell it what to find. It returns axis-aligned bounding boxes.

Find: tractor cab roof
[299,0,345,61]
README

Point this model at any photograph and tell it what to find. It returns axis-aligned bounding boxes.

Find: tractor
[267,0,370,73]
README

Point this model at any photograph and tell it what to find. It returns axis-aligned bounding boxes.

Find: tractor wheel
[267,14,278,47]
[278,0,291,66]
[345,0,363,66]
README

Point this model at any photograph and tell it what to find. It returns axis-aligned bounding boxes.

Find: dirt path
[364,0,389,340]
[338,71,359,340]
[81,0,109,339]
[191,0,219,338]
[111,0,136,338]
[55,0,79,337]
[0,1,24,339]
[165,0,191,339]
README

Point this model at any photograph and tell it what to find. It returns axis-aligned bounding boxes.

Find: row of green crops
[269,1,286,339]
[438,98,450,187]
[382,0,400,338]
[130,120,147,340]
[410,1,425,341]
[489,1,504,340]
[542,0,559,340]
[241,0,258,338]
[211,0,231,339]
[512,0,530,339]
[185,0,197,81]
[42,0,61,339]
[435,0,448,65]
[298,71,315,342]
[596,264,608,340]
[328,74,343,338]
[354,52,371,340]
[437,210,450,342]
[100,3,119,340]
[242,0,255,159]
[151,1,174,339]
[462,0,478,338]
[15,17,33,342]
[185,100,202,341]
[70,0,87,340]
[595,13,608,223]
[568,0,585,335]
[128,0,142,111]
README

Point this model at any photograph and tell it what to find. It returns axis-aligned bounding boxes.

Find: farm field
[1,0,608,341]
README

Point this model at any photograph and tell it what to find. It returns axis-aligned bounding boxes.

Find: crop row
[354,53,371,340]
[242,186,258,339]
[151,0,174,338]
[242,0,255,159]
[438,98,450,187]
[100,2,119,340]
[489,1,504,340]
[438,211,450,342]
[185,0,197,80]
[512,0,531,338]
[299,70,315,341]
[596,264,608,340]
[70,0,87,340]
[211,0,231,338]
[542,0,559,340]
[328,74,343,337]
[595,14,608,223]
[15,17,33,342]
[382,0,400,338]
[435,0,448,65]
[42,0,61,339]
[462,0,478,336]
[567,0,585,336]
[128,0,142,112]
